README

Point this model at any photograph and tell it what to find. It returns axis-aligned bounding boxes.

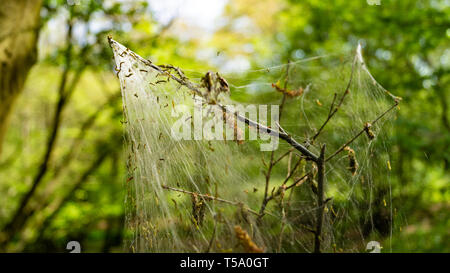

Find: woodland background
[0,0,448,252]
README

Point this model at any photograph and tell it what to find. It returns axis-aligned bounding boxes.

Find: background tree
[0,0,43,155]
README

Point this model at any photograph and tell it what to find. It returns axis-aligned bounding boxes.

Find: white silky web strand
[110,38,398,253]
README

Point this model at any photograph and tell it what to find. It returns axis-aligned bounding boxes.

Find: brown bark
[0,0,42,156]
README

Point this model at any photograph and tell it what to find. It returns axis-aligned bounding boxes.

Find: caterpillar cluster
[191,193,206,227]
[364,122,375,140]
[344,146,358,176]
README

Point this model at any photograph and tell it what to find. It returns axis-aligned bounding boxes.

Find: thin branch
[260,152,275,219]
[230,108,318,161]
[268,161,306,202]
[301,224,317,235]
[272,148,295,166]
[286,151,293,179]
[328,93,338,116]
[259,62,296,220]
[282,158,302,186]
[276,121,288,135]
[285,171,311,191]
[311,54,357,142]
[259,157,303,219]
[326,101,399,162]
[161,185,260,216]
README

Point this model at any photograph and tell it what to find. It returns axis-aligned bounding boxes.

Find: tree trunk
[0,0,42,156]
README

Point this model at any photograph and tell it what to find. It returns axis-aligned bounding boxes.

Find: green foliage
[0,0,448,252]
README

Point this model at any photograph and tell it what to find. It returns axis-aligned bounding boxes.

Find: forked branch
[108,37,319,162]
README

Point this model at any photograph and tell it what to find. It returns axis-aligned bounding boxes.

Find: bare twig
[272,148,295,165]
[231,110,318,161]
[161,185,260,216]
[259,62,296,220]
[282,159,302,186]
[326,101,399,162]
[259,158,304,218]
[311,54,357,142]
[285,171,311,191]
